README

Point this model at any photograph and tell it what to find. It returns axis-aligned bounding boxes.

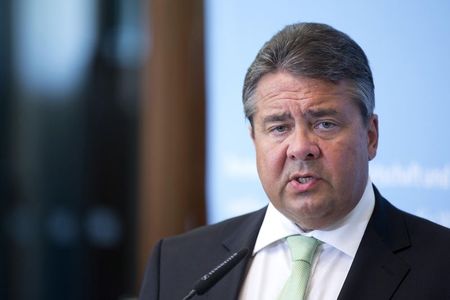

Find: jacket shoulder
[400,208,450,248]
[165,207,267,246]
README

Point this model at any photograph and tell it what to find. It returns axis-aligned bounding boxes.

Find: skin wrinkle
[251,71,378,231]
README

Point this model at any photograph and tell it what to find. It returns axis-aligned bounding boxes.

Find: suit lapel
[337,187,411,300]
[204,207,266,299]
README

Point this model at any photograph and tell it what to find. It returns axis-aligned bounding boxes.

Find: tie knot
[286,235,320,263]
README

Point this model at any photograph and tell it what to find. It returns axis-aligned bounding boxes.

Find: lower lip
[289,178,320,193]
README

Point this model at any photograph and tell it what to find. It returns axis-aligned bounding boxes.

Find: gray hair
[242,22,374,125]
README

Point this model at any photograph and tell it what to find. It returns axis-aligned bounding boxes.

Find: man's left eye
[316,121,336,129]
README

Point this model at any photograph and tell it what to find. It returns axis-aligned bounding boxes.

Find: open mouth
[297,176,313,184]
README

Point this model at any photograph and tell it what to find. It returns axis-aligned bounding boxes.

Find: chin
[285,201,332,225]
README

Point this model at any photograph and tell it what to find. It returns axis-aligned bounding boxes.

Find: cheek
[322,136,368,175]
[255,142,286,178]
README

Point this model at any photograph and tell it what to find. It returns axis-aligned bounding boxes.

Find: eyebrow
[262,112,292,124]
[305,108,339,118]
[262,108,339,124]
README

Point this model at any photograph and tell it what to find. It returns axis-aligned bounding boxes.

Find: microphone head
[194,248,249,295]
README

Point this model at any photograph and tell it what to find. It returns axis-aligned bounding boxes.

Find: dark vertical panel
[81,1,139,296]
[0,0,13,299]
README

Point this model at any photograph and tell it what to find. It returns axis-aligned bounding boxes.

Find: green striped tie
[278,235,320,300]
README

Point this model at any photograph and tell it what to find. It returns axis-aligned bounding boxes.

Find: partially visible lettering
[370,163,450,189]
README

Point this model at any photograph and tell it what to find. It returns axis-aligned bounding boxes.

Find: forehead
[253,72,357,114]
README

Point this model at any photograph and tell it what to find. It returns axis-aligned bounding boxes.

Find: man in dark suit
[139,22,450,299]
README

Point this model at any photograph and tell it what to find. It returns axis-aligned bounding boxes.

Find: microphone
[182,248,249,300]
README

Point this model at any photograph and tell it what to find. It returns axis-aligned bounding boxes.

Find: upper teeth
[298,177,311,184]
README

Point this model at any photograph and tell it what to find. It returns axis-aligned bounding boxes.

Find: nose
[286,128,320,161]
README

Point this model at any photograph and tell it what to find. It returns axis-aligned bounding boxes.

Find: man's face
[251,72,378,230]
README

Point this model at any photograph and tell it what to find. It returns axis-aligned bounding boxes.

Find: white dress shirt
[239,179,375,300]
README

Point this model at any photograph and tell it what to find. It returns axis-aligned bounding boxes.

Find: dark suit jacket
[139,188,450,299]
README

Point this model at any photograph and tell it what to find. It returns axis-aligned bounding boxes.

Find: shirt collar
[253,179,375,258]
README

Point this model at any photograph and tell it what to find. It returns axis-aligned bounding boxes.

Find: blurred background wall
[1,0,205,299]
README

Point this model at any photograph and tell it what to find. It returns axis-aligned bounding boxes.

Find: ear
[367,114,379,161]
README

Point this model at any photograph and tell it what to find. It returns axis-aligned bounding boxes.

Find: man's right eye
[270,125,289,134]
